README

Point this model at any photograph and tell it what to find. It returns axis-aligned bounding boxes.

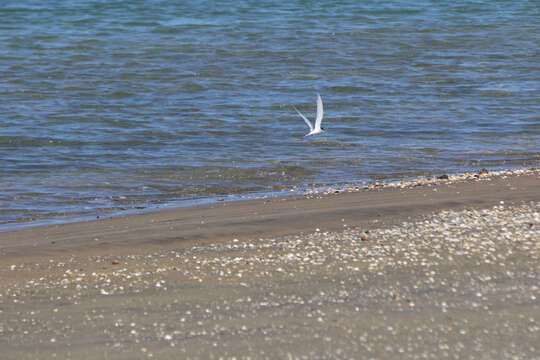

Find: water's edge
[3,165,537,233]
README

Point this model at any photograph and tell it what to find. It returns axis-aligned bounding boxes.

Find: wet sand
[1,169,539,359]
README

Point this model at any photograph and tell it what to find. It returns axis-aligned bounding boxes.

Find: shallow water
[1,0,539,229]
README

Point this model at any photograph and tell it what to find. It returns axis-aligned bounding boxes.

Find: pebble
[303,167,540,197]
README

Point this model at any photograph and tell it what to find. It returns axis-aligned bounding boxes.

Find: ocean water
[1,0,539,230]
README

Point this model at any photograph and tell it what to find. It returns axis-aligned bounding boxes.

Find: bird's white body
[294,94,325,136]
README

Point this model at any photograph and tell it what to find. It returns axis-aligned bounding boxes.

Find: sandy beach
[1,169,539,359]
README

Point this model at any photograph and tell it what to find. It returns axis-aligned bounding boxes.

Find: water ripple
[0,0,539,229]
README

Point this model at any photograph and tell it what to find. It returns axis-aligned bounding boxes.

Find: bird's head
[321,127,326,133]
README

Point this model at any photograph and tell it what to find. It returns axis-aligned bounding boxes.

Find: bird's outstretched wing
[315,93,323,131]
[293,106,313,132]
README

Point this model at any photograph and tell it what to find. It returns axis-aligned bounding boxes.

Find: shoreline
[2,166,538,234]
[0,169,539,358]
[1,168,539,264]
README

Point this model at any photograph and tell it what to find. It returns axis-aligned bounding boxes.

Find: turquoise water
[1,1,539,229]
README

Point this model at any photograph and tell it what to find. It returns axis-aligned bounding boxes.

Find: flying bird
[293,93,326,136]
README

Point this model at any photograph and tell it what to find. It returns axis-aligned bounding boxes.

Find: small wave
[183,82,206,93]
[329,85,369,93]
[108,90,133,99]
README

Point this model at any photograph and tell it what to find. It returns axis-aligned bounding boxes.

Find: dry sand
[0,169,539,359]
